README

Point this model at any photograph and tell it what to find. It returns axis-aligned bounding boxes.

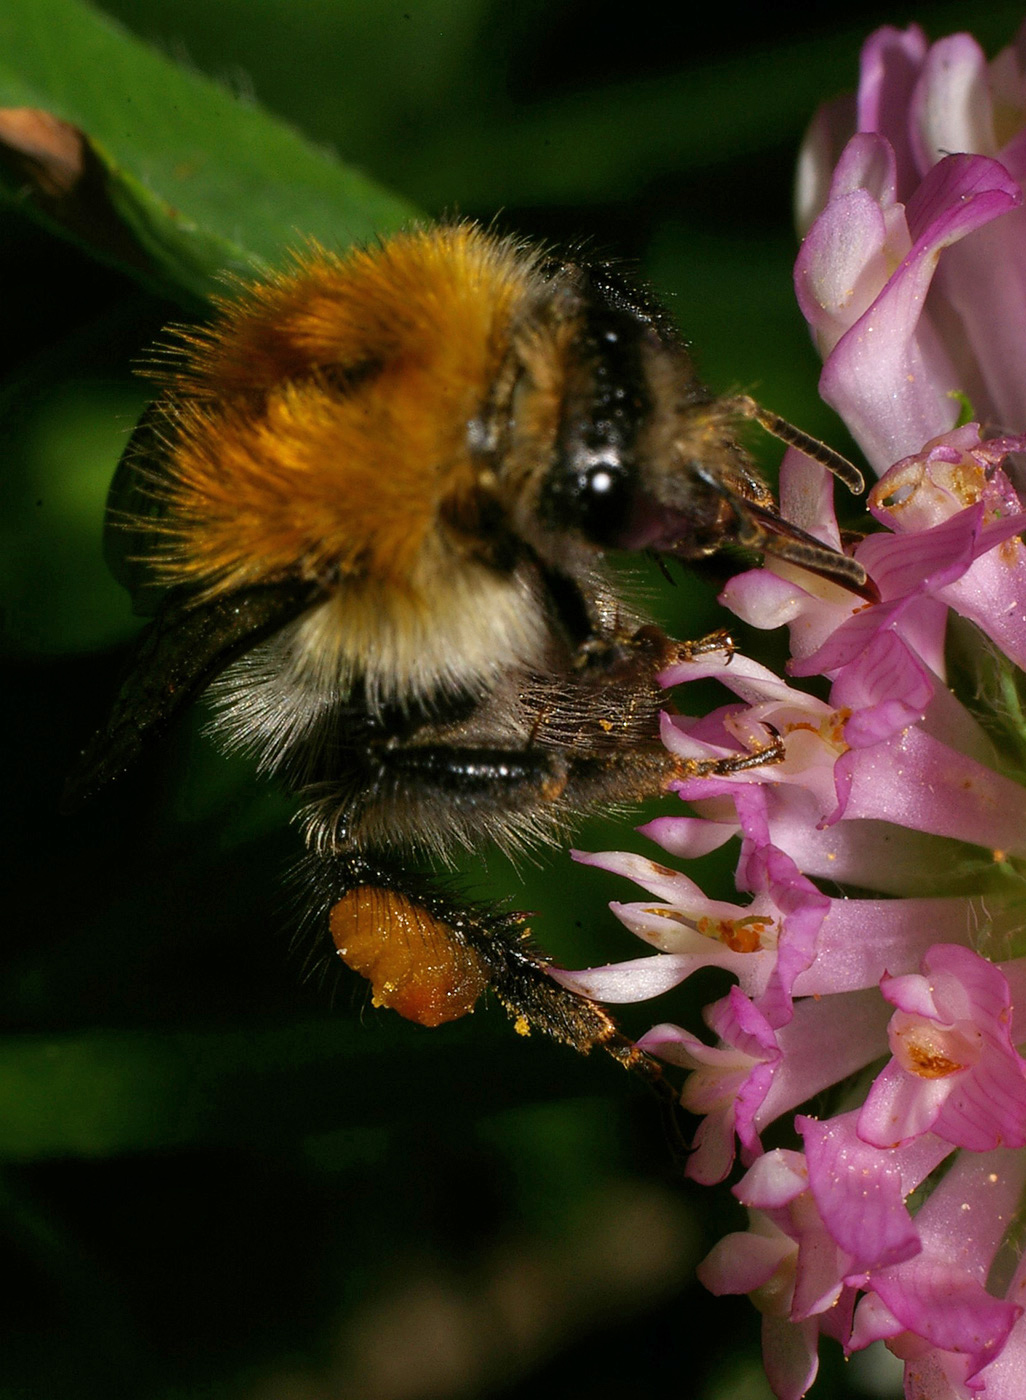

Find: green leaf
[0,0,419,306]
[0,1018,614,1159]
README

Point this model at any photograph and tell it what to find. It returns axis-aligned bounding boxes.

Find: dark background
[3,3,1021,1397]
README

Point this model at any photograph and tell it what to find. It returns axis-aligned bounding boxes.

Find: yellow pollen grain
[951,461,986,504]
[907,1042,963,1078]
[826,708,852,743]
[782,708,850,749]
[696,914,772,954]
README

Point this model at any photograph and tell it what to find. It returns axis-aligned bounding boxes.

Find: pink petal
[762,1314,821,1400]
[939,514,1026,671]
[796,91,858,234]
[832,630,936,745]
[936,206,1026,429]
[659,649,797,704]
[840,726,1026,855]
[719,566,810,632]
[829,127,900,206]
[570,848,714,904]
[868,1148,1026,1378]
[856,498,988,600]
[798,1114,922,1271]
[972,1252,1026,1397]
[608,902,775,979]
[859,1058,952,1147]
[791,897,976,996]
[637,1010,778,1183]
[857,25,929,195]
[550,952,707,1003]
[756,991,893,1132]
[867,439,1026,667]
[756,784,979,896]
[901,1347,975,1400]
[849,1289,906,1351]
[861,947,1026,1150]
[705,989,782,1159]
[819,154,1021,472]
[912,1143,1026,1283]
[909,33,997,170]
[698,1226,792,1295]
[735,1147,810,1210]
[637,1021,727,1071]
[795,183,898,358]
[636,815,737,859]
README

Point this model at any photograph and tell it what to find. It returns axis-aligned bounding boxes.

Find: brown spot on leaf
[0,107,153,276]
[0,108,85,198]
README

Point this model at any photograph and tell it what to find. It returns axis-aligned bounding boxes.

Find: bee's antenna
[738,497,879,602]
[730,395,866,496]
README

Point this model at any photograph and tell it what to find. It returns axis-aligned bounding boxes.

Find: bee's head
[530,263,874,600]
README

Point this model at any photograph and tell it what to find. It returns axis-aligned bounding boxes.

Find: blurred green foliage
[2,2,1022,1397]
[0,0,417,300]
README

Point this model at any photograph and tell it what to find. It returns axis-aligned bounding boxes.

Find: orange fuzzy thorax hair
[134,225,545,601]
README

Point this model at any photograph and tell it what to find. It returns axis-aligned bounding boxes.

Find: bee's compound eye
[586,465,617,496]
[576,460,632,542]
[543,450,634,546]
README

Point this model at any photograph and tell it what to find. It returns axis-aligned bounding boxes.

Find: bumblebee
[68,223,870,1077]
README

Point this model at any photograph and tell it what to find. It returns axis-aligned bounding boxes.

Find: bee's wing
[69,398,328,805]
[64,578,323,808]
[103,401,182,618]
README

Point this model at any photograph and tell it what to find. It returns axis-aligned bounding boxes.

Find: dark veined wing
[103,400,181,618]
[64,578,324,809]
[70,399,329,805]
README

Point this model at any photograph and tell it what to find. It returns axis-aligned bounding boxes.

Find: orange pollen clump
[696,914,774,954]
[999,535,1026,566]
[949,459,986,505]
[330,887,488,1027]
[783,707,851,750]
[901,1033,965,1079]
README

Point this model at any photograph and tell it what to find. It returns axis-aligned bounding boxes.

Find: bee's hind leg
[299,847,663,1079]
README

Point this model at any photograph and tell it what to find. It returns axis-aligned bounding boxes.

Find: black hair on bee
[67,222,873,1081]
